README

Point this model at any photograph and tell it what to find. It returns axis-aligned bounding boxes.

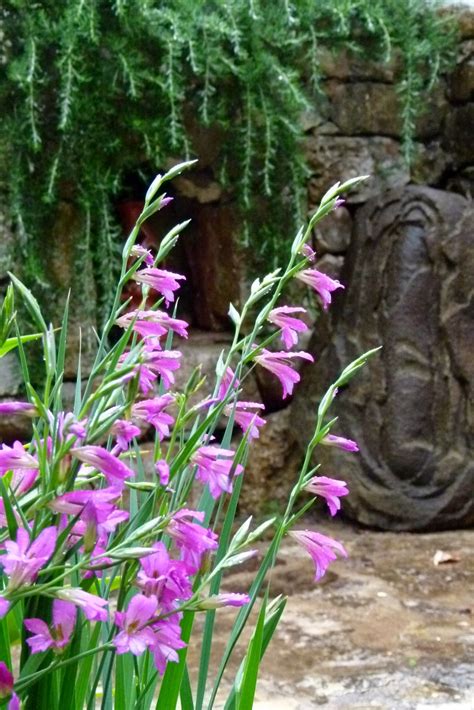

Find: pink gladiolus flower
[152,616,186,674]
[300,243,316,262]
[191,445,243,499]
[268,306,308,350]
[167,509,218,573]
[0,662,14,699]
[304,476,349,516]
[11,466,39,496]
[133,268,186,305]
[111,420,141,451]
[0,662,19,708]
[137,542,191,608]
[155,459,170,486]
[217,367,240,400]
[142,349,182,391]
[25,600,76,654]
[50,487,122,516]
[0,441,37,475]
[56,588,108,621]
[0,401,37,416]
[113,594,158,655]
[254,349,314,399]
[74,499,129,553]
[322,434,359,452]
[290,530,348,581]
[199,593,250,609]
[132,395,175,439]
[296,268,344,310]
[224,402,266,440]
[1,526,57,590]
[72,446,135,488]
[0,597,10,618]
[116,309,188,340]
[131,244,154,266]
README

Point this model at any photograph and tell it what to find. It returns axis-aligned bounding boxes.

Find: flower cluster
[0,168,372,707]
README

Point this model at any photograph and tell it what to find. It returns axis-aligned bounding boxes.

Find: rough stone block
[305,135,409,205]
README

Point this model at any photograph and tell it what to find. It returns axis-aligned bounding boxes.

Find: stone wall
[245,4,474,530]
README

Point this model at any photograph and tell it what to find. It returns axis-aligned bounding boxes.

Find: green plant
[0,165,378,709]
[0,0,456,310]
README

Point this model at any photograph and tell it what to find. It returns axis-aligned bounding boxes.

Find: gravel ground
[187,519,474,709]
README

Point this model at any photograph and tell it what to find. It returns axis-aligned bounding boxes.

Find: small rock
[239,407,301,515]
[305,135,409,205]
[314,207,352,254]
[314,254,345,281]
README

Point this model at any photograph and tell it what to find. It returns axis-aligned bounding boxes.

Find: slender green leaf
[0,478,18,539]
[224,597,287,710]
[156,611,195,709]
[0,332,44,357]
[235,594,267,710]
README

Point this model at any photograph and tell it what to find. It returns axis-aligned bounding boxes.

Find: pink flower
[132,395,175,439]
[113,594,158,655]
[0,401,37,416]
[72,446,135,488]
[289,530,347,581]
[300,243,316,262]
[268,306,308,350]
[296,268,344,310]
[0,662,19,708]
[137,542,191,609]
[111,420,141,451]
[191,445,243,499]
[116,309,188,340]
[131,244,154,266]
[0,597,10,618]
[0,441,37,475]
[254,349,314,399]
[155,459,170,486]
[1,526,57,591]
[50,486,122,516]
[152,616,186,674]
[304,476,349,516]
[24,600,76,654]
[142,349,182,391]
[217,367,240,400]
[199,593,250,609]
[0,662,14,699]
[11,466,39,496]
[133,268,186,305]
[72,497,129,553]
[224,401,266,440]
[56,588,108,621]
[322,434,359,452]
[167,509,218,574]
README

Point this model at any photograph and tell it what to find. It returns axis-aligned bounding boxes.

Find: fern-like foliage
[0,0,456,307]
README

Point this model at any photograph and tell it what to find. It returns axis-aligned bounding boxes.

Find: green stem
[15,643,114,693]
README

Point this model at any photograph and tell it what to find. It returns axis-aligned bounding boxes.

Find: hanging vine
[0,0,457,310]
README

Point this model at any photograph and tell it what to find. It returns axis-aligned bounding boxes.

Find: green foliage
[0,0,456,301]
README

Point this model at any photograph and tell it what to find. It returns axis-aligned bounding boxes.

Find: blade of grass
[224,596,287,710]
[155,610,195,709]
[235,594,267,710]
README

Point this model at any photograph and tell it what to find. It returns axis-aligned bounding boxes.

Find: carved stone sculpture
[293,186,474,530]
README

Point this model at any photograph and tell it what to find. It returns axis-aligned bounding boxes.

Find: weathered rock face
[183,202,241,331]
[47,200,98,379]
[239,408,301,515]
[292,186,474,531]
[305,135,410,207]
